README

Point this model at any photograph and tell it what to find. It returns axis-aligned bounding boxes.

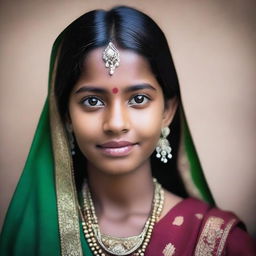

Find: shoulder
[194,205,239,255]
[225,225,256,255]
[157,194,256,255]
[194,201,256,255]
[161,191,211,221]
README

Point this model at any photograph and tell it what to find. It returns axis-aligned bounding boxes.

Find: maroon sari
[146,198,256,255]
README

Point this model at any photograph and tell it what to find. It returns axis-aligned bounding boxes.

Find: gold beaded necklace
[80,178,164,256]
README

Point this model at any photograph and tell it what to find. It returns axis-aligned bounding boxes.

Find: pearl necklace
[80,178,164,256]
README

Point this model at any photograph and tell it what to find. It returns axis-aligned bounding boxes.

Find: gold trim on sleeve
[217,218,236,255]
[195,217,224,256]
[194,216,236,256]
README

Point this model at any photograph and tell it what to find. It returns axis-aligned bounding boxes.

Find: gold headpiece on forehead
[102,42,120,75]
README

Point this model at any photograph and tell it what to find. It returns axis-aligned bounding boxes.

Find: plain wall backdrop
[0,0,256,235]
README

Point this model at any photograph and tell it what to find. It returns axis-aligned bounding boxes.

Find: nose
[103,101,130,135]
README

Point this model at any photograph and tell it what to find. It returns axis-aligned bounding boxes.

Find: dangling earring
[66,123,75,155]
[156,127,172,163]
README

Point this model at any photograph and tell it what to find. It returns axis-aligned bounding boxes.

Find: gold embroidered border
[217,218,236,256]
[195,216,237,256]
[194,217,224,256]
[50,50,83,256]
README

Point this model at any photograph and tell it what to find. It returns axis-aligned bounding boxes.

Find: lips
[97,141,136,157]
[100,141,134,148]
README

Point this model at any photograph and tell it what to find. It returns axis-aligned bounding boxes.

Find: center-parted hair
[54,5,188,197]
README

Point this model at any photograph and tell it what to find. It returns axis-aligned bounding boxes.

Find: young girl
[0,6,255,256]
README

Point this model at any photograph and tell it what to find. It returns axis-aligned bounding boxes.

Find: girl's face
[68,48,177,175]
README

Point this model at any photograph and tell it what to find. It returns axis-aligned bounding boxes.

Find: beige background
[0,0,256,235]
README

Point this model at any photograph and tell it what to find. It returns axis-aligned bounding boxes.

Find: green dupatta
[0,33,214,256]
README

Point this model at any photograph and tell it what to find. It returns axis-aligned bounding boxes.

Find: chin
[87,157,150,177]
[96,161,138,176]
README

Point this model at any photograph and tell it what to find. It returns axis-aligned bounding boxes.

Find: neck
[86,161,154,215]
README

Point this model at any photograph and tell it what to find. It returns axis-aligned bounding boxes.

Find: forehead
[76,47,158,88]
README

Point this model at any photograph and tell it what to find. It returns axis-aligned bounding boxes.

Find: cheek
[131,105,163,142]
[69,106,101,145]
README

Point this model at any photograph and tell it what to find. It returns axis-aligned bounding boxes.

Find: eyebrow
[124,84,156,93]
[75,83,156,94]
[75,86,107,94]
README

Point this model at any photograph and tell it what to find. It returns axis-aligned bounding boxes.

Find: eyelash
[128,94,151,106]
[80,94,151,108]
[80,96,104,108]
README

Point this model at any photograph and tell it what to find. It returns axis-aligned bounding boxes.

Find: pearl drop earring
[156,127,172,163]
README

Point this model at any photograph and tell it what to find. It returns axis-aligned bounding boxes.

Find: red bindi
[112,88,119,94]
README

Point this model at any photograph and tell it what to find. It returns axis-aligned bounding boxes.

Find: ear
[162,97,178,128]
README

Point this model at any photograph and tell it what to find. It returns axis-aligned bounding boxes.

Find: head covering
[0,19,214,256]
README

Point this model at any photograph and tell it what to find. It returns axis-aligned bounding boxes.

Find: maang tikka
[102,42,120,75]
[156,127,172,163]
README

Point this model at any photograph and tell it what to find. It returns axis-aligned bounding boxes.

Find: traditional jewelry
[65,123,75,155]
[156,127,172,163]
[80,178,164,256]
[102,42,120,75]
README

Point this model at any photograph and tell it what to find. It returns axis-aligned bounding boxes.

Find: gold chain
[80,178,164,256]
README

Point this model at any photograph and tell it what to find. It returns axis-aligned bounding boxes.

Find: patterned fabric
[145,198,256,256]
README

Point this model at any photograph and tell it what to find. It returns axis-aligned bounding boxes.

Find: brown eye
[134,95,144,103]
[129,95,150,106]
[82,96,104,107]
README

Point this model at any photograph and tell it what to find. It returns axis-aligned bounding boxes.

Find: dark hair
[55,6,188,197]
